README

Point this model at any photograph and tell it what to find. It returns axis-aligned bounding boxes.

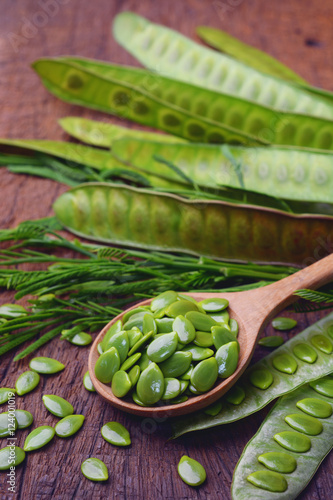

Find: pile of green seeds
[95,291,239,406]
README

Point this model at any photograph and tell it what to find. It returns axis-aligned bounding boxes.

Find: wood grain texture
[0,1,333,499]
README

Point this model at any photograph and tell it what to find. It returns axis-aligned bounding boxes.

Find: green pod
[112,138,333,206]
[113,13,330,119]
[196,25,306,84]
[172,313,333,438]
[32,57,333,151]
[53,183,333,265]
[59,116,186,148]
[231,382,333,499]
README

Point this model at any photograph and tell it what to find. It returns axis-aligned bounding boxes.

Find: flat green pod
[172,313,333,437]
[32,57,333,151]
[196,25,306,84]
[231,382,333,500]
[59,117,185,148]
[112,138,333,206]
[53,183,333,266]
[112,13,331,119]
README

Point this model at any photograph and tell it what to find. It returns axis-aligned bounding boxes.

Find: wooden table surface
[1,1,333,499]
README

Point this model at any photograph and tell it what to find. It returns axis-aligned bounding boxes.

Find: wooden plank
[0,1,332,498]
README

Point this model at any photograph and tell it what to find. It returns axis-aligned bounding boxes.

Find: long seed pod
[112,12,333,119]
[172,313,333,438]
[196,25,307,84]
[32,57,333,151]
[231,380,333,499]
[59,117,186,148]
[0,138,179,189]
[53,182,333,265]
[112,138,333,205]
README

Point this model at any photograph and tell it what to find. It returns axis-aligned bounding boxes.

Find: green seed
[147,332,178,363]
[142,314,157,335]
[247,470,287,492]
[0,388,16,405]
[182,344,214,361]
[83,371,96,392]
[111,370,132,398]
[155,317,174,333]
[292,342,318,363]
[138,351,151,371]
[173,315,196,344]
[42,394,74,417]
[0,413,17,437]
[94,346,120,383]
[274,430,311,452]
[162,378,181,400]
[14,410,33,429]
[249,368,274,390]
[296,397,333,418]
[189,384,202,395]
[166,299,198,318]
[204,400,223,416]
[310,334,333,354]
[23,425,55,452]
[81,457,108,481]
[123,307,149,323]
[185,311,217,331]
[127,330,154,356]
[29,356,65,374]
[97,343,103,355]
[128,365,140,386]
[127,328,143,348]
[193,331,214,347]
[229,318,239,336]
[0,304,27,319]
[120,352,142,371]
[309,377,333,397]
[211,325,237,350]
[132,391,147,406]
[0,446,25,470]
[55,414,85,438]
[15,370,40,396]
[226,385,245,405]
[258,336,284,348]
[215,341,239,378]
[210,310,229,325]
[258,452,297,474]
[180,364,194,380]
[151,290,178,312]
[123,311,147,331]
[136,362,165,405]
[285,413,323,435]
[272,353,298,374]
[101,421,131,446]
[191,357,218,392]
[199,298,229,312]
[177,455,206,487]
[101,319,122,350]
[272,317,297,330]
[159,351,193,378]
[179,379,189,394]
[169,395,189,404]
[103,331,129,364]
[68,331,92,346]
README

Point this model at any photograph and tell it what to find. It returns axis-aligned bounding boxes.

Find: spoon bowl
[89,253,333,417]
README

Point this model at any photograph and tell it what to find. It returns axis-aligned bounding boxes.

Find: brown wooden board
[0,1,332,499]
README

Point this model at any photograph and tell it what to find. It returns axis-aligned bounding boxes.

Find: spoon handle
[249,253,333,322]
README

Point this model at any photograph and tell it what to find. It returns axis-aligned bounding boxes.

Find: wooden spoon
[89,253,333,417]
